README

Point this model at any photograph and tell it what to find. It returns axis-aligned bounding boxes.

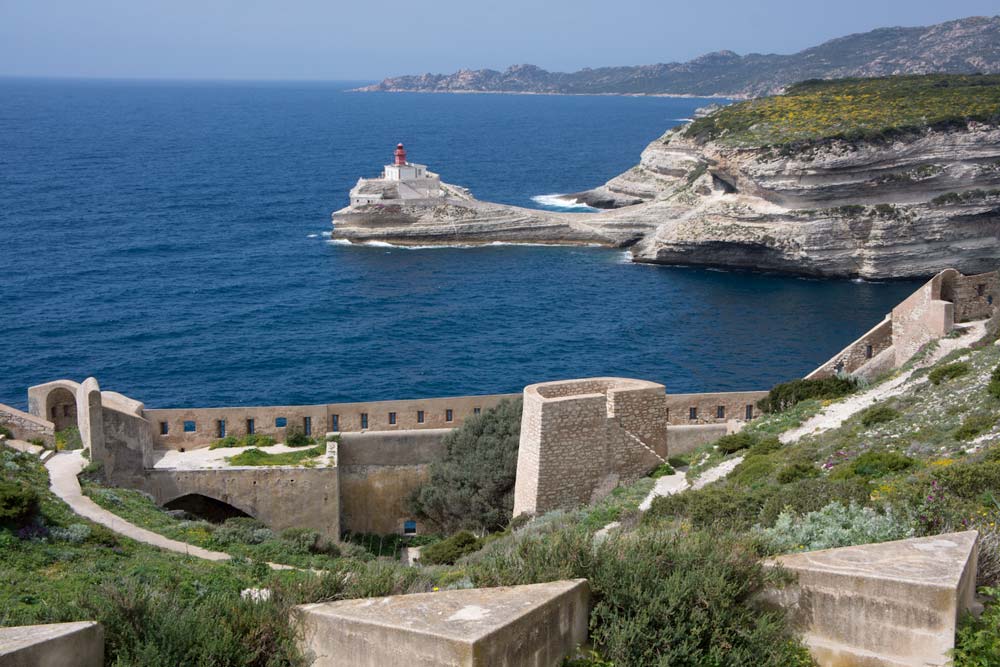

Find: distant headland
[355,16,1000,99]
[333,74,1000,280]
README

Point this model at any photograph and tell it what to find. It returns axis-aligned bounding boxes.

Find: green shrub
[747,436,783,458]
[667,456,689,468]
[859,404,901,428]
[587,530,814,666]
[0,425,12,439]
[952,587,1000,666]
[715,431,756,454]
[955,413,997,441]
[284,427,315,448]
[0,480,39,526]
[49,523,92,544]
[213,518,275,545]
[832,451,916,479]
[226,445,323,466]
[777,462,820,484]
[647,483,776,531]
[210,433,276,450]
[758,477,871,526]
[54,427,82,451]
[757,376,858,414]
[409,398,521,534]
[419,531,482,565]
[649,463,675,478]
[730,458,777,487]
[934,461,1000,500]
[989,364,1000,399]
[928,362,971,385]
[756,501,914,554]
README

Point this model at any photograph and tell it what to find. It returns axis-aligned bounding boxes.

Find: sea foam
[530,194,598,211]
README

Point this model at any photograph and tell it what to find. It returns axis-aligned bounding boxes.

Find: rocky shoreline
[333,89,1000,279]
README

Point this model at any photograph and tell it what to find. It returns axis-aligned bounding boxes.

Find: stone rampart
[338,429,451,535]
[806,316,894,380]
[513,378,667,517]
[144,467,340,541]
[663,390,769,425]
[145,393,515,450]
[891,270,957,365]
[943,269,1000,322]
[0,402,54,446]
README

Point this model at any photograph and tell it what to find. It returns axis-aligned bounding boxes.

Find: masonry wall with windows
[145,393,518,450]
[664,391,770,426]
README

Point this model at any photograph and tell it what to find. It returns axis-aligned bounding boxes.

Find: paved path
[45,451,231,562]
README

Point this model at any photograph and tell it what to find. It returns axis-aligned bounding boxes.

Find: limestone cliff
[332,76,1000,278]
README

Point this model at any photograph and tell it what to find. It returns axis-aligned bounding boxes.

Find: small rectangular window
[977,283,986,296]
[473,407,481,415]
[388,412,396,425]
[403,520,417,535]
[247,418,255,435]
[360,413,369,429]
[689,407,697,421]
[63,405,71,417]
[303,416,312,436]
[745,404,753,420]
[716,406,725,420]
[331,414,339,432]
[446,409,453,422]
[417,410,424,424]
[865,344,874,359]
[160,422,169,435]
[183,420,196,433]
[275,417,287,428]
[217,420,226,438]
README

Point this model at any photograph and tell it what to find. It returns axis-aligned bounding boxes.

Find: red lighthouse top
[394,143,407,166]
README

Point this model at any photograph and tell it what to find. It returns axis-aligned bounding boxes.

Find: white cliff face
[331,123,1000,279]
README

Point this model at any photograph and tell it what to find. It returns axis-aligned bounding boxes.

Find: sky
[0,0,997,81]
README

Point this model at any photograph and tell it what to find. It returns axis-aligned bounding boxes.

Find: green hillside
[684,74,1000,147]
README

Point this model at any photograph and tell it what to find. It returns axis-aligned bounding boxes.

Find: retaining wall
[0,403,55,446]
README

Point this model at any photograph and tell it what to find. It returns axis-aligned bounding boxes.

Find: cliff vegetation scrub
[226,445,324,467]
[756,376,858,414]
[684,74,1000,148]
[409,398,522,534]
[209,433,276,449]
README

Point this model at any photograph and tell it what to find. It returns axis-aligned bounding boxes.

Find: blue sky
[1,0,996,80]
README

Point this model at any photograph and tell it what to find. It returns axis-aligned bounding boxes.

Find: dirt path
[781,321,987,444]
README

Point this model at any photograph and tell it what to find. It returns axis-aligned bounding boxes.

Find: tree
[409,398,521,534]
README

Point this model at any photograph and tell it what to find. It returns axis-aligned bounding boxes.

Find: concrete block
[294,579,590,667]
[0,621,104,667]
[767,531,979,667]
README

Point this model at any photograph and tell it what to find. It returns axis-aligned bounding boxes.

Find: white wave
[671,118,694,122]
[321,231,332,237]
[327,238,354,246]
[307,233,319,238]
[530,194,597,211]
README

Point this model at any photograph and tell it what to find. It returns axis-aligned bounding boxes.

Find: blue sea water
[0,79,920,409]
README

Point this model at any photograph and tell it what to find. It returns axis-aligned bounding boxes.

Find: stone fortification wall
[663,390,769,425]
[943,270,1000,322]
[891,270,957,366]
[0,403,54,446]
[667,423,731,457]
[807,316,894,380]
[338,429,451,535]
[144,467,340,542]
[513,378,667,517]
[145,393,515,450]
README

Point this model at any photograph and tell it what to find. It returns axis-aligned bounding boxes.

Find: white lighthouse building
[349,143,444,206]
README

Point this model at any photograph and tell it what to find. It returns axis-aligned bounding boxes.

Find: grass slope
[684,74,1000,147]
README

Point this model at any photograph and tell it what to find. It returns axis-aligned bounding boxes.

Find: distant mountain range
[357,16,1000,98]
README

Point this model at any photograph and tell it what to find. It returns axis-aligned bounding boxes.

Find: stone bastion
[513,377,669,517]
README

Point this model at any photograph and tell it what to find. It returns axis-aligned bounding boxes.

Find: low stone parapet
[0,621,104,667]
[765,531,979,667]
[293,579,590,667]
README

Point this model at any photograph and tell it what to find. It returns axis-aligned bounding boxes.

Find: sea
[0,78,920,409]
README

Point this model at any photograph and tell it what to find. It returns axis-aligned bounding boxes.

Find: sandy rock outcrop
[332,122,1000,278]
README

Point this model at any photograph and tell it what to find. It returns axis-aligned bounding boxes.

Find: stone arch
[46,387,78,432]
[159,491,256,524]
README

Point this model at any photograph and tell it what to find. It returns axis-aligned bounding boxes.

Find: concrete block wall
[513,378,667,516]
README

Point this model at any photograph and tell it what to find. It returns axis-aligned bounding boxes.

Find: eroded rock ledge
[332,121,1000,279]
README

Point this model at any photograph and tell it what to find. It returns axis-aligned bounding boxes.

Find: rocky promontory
[333,75,1000,278]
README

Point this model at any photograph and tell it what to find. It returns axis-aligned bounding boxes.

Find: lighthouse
[347,143,445,206]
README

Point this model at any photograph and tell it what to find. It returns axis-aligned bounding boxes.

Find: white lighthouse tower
[349,143,443,206]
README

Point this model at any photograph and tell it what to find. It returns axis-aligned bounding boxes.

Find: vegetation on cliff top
[684,74,1000,148]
